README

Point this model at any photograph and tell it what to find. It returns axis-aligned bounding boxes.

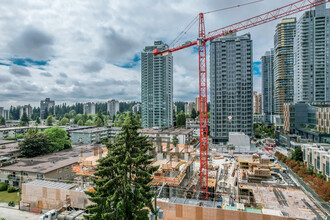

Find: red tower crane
[153,0,329,198]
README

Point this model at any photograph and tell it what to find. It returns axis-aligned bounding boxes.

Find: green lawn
[0,191,21,204]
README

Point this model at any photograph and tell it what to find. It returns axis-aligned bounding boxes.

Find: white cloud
[0,0,326,107]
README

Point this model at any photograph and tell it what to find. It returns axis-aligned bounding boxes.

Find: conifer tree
[20,112,30,126]
[85,116,158,220]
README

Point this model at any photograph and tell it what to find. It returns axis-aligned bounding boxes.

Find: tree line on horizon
[8,101,140,121]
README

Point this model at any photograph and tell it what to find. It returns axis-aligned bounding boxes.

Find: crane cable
[204,0,264,14]
[170,15,198,48]
[169,0,264,48]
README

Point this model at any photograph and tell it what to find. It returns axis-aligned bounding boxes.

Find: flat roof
[59,126,94,131]
[138,128,194,135]
[0,143,20,157]
[70,127,111,133]
[0,145,95,173]
[25,180,75,190]
[0,126,51,131]
[0,140,16,145]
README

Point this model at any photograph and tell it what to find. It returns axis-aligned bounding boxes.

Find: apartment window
[37,174,43,179]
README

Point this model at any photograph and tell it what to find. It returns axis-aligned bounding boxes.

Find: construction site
[152,148,327,219]
[18,130,323,219]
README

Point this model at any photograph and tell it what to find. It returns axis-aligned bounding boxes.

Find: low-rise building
[21,180,92,211]
[283,102,330,143]
[0,126,51,140]
[59,125,94,138]
[228,132,251,152]
[70,127,112,144]
[186,118,200,137]
[302,143,330,180]
[0,141,20,158]
[138,128,194,145]
[0,145,95,187]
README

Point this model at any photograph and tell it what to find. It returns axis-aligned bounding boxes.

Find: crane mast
[152,0,329,199]
[197,13,208,196]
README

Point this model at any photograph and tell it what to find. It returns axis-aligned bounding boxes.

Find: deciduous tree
[46,115,54,126]
[19,133,50,157]
[43,127,71,152]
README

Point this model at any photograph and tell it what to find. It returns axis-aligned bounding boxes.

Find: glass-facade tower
[141,41,173,128]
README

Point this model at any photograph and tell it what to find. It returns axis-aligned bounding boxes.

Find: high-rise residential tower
[107,99,119,117]
[40,98,55,119]
[83,102,96,115]
[253,92,262,114]
[19,104,32,119]
[141,41,173,128]
[185,102,195,115]
[294,3,330,102]
[132,103,141,114]
[274,18,296,115]
[210,33,253,144]
[261,49,274,122]
[195,96,200,113]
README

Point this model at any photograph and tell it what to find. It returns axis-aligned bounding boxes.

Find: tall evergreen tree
[36,117,41,125]
[43,107,49,119]
[191,108,197,119]
[0,116,5,125]
[85,116,158,220]
[176,111,186,127]
[20,112,30,126]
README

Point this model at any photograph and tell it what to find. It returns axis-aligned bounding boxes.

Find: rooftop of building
[0,142,20,157]
[0,145,95,173]
[0,126,51,131]
[70,127,111,134]
[23,180,91,193]
[25,180,75,190]
[0,140,16,145]
[59,125,94,132]
[138,128,194,135]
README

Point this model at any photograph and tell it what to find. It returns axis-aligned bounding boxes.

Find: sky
[0,0,325,108]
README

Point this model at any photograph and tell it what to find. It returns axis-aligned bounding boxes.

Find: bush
[0,183,8,191]
[4,137,17,141]
[7,186,16,193]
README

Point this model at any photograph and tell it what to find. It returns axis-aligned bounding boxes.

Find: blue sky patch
[116,54,141,68]
[253,61,261,76]
[10,58,48,67]
[0,62,10,66]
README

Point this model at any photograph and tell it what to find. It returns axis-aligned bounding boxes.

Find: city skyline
[1,0,323,108]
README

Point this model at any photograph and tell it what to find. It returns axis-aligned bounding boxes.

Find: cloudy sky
[0,0,325,108]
